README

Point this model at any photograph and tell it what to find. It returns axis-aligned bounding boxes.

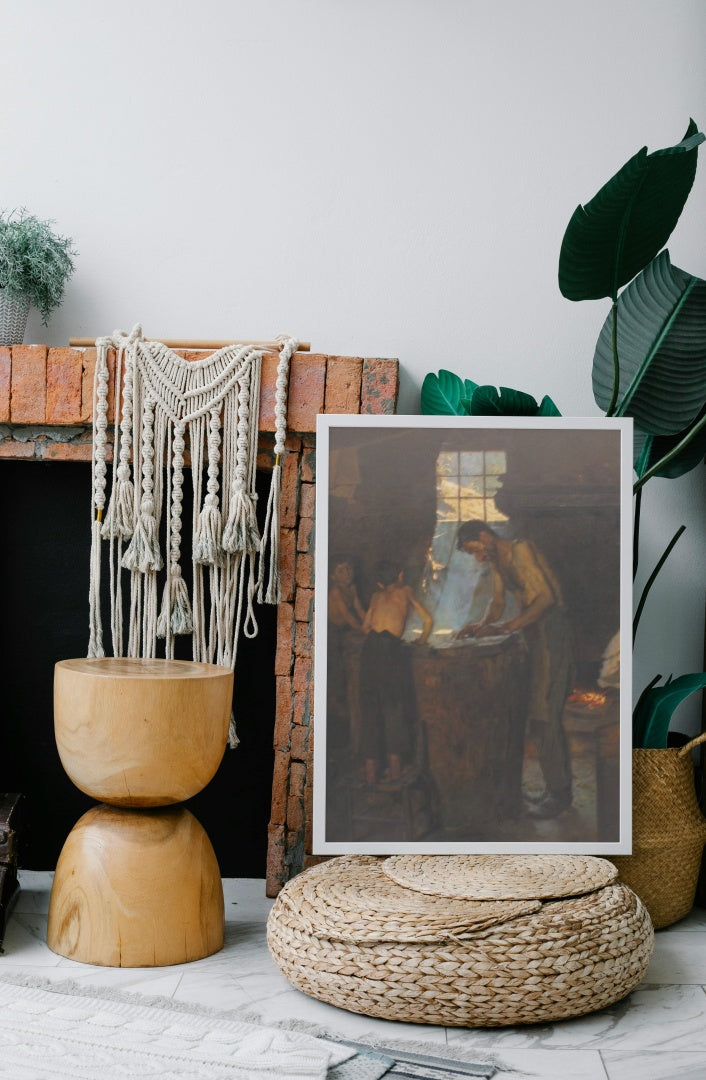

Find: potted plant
[422,121,706,926]
[0,209,76,345]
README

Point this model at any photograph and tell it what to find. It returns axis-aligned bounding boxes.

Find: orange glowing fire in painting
[567,689,609,710]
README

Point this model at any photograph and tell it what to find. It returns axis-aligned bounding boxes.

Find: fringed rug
[0,975,358,1079]
[0,974,497,1079]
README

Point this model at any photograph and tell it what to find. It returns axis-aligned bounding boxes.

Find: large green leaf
[421,370,477,414]
[470,385,562,416]
[633,672,706,748]
[559,120,704,301]
[634,407,706,479]
[592,251,706,434]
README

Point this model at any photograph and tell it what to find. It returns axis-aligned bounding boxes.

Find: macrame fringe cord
[257,334,297,605]
[88,326,296,749]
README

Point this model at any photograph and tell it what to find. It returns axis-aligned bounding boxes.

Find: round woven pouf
[267,855,654,1027]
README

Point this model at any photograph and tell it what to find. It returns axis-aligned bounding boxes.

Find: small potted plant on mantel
[0,209,76,345]
[423,121,706,927]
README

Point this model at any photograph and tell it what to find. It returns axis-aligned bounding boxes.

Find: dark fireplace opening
[0,459,276,877]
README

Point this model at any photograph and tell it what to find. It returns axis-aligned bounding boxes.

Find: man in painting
[359,562,433,786]
[456,521,575,819]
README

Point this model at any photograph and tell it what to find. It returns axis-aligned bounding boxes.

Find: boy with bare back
[360,562,432,785]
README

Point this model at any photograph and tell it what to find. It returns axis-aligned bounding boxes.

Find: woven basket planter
[0,290,30,346]
[610,733,706,930]
[267,855,653,1027]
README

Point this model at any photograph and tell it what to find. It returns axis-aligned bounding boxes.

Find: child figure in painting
[360,562,433,785]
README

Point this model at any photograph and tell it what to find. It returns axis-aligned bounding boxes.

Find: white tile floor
[3,871,706,1080]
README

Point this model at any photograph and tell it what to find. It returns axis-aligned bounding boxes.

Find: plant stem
[633,525,686,642]
[606,302,620,417]
[633,410,706,492]
[633,486,642,581]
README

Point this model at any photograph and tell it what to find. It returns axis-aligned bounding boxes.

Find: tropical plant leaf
[633,672,706,748]
[634,407,706,479]
[559,120,704,301]
[421,370,477,414]
[469,385,562,417]
[538,395,562,417]
[592,251,706,434]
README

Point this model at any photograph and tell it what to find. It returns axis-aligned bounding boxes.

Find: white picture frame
[313,414,633,855]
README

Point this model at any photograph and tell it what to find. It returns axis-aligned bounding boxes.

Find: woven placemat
[277,856,541,943]
[382,854,618,899]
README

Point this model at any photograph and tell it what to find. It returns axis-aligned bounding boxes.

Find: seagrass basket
[267,855,654,1027]
[610,732,706,930]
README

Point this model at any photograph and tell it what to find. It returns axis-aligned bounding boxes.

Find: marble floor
[3,871,706,1080]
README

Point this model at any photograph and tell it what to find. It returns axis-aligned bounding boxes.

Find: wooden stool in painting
[47,658,233,967]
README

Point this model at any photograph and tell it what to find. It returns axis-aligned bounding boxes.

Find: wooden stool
[47,658,233,967]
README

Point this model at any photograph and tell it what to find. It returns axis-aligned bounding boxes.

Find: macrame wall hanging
[88,325,297,745]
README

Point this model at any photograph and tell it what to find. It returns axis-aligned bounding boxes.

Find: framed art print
[313,415,633,855]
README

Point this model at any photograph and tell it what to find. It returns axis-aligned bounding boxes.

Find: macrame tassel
[194,495,224,566]
[122,498,163,573]
[222,489,261,555]
[157,569,194,637]
[101,468,135,540]
[228,711,240,749]
[87,518,105,657]
[258,461,282,604]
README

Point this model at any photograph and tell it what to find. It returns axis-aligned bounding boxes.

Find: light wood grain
[47,805,224,966]
[54,658,233,806]
[68,337,311,351]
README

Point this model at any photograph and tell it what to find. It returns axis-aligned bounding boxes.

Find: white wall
[3,0,705,725]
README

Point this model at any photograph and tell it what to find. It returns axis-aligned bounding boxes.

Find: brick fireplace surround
[0,344,399,896]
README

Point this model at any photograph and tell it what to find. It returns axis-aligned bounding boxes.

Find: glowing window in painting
[436,450,508,524]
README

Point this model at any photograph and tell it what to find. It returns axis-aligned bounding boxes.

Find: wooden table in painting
[47,658,233,967]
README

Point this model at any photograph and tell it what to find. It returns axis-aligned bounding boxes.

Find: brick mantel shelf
[0,344,399,894]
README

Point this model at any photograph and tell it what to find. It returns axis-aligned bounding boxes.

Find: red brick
[41,441,99,462]
[259,352,326,435]
[45,348,84,424]
[274,603,295,677]
[0,348,10,422]
[288,355,327,432]
[301,444,316,483]
[290,724,309,762]
[295,621,313,660]
[299,482,316,519]
[289,761,306,800]
[293,657,312,694]
[80,348,96,421]
[297,516,314,554]
[279,528,297,603]
[287,790,305,834]
[280,450,301,528]
[258,352,279,433]
[265,824,286,897]
[269,750,291,826]
[0,440,35,459]
[273,676,293,749]
[325,356,363,413]
[295,553,314,590]
[11,345,46,422]
[294,587,314,623]
[292,689,310,727]
[361,358,399,414]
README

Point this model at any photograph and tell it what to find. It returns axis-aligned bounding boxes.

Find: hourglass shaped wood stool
[47,658,233,967]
